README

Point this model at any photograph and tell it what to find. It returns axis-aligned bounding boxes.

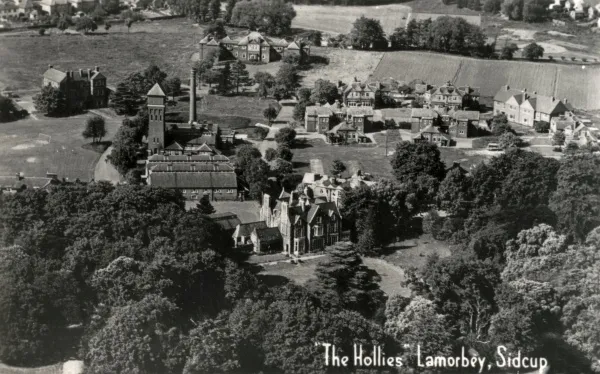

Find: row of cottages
[42,65,108,111]
[143,78,240,201]
[493,85,569,127]
[341,79,480,110]
[260,190,349,256]
[199,31,310,64]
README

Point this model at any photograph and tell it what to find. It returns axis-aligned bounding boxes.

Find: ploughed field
[372,51,600,110]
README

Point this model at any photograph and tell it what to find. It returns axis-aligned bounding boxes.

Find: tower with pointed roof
[147,83,167,156]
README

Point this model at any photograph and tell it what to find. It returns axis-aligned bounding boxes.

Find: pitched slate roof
[235,221,268,237]
[453,110,480,121]
[206,38,220,46]
[43,68,67,83]
[253,227,282,243]
[431,82,463,97]
[149,163,234,172]
[494,86,566,114]
[209,212,241,231]
[287,41,301,50]
[165,141,184,151]
[147,154,230,163]
[493,85,526,102]
[380,108,413,121]
[305,106,334,117]
[199,35,210,44]
[148,172,237,189]
[307,201,340,223]
[147,83,166,96]
[346,107,374,116]
[411,108,438,118]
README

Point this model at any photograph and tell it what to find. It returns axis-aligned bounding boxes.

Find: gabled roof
[305,106,334,117]
[220,35,233,43]
[253,227,282,243]
[199,35,210,44]
[147,154,230,163]
[148,171,237,189]
[287,41,301,50]
[234,221,268,237]
[411,108,438,118]
[493,85,526,102]
[453,110,480,121]
[149,163,234,172]
[147,82,166,97]
[43,68,67,83]
[165,141,184,151]
[307,201,340,224]
[209,212,241,231]
[0,176,56,190]
[197,143,214,152]
[91,71,106,80]
[206,38,220,46]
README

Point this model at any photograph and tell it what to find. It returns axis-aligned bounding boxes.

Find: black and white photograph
[0,0,599,371]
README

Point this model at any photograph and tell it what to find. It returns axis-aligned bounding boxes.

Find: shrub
[533,120,550,133]
[561,56,566,61]
[422,210,443,236]
[265,148,278,161]
[582,58,587,62]
[38,28,46,35]
[252,126,269,140]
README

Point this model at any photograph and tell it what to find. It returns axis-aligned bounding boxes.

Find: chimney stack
[189,68,197,124]
[95,66,99,72]
[87,68,91,78]
[48,64,53,69]
[79,69,83,77]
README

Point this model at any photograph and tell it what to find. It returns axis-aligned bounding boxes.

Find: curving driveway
[94,145,123,184]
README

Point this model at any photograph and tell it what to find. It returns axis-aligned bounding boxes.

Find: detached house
[427,81,480,110]
[493,85,568,126]
[42,65,108,111]
[260,190,347,256]
[448,110,481,138]
[199,31,309,63]
[343,81,379,107]
[413,125,452,147]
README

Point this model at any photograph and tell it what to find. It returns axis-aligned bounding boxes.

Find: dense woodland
[0,138,599,372]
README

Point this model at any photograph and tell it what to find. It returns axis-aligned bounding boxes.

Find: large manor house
[199,31,310,63]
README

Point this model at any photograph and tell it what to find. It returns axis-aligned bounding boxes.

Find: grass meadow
[0,113,121,181]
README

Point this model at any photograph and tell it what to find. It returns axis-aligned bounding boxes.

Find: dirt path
[93,145,123,184]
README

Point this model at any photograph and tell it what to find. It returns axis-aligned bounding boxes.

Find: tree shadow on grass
[257,274,290,287]
[292,161,310,169]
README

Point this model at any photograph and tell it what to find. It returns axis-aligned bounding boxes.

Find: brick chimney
[48,64,53,69]
[79,68,83,77]
[94,66,99,72]
[87,68,91,78]
[189,69,197,124]
[15,172,23,180]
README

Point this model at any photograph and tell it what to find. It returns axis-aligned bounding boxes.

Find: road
[94,145,123,184]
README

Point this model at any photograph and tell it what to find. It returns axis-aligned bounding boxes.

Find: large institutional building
[42,65,108,111]
[199,31,310,63]
[144,70,239,201]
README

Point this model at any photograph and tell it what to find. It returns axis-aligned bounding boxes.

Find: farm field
[292,4,411,35]
[0,18,207,91]
[372,51,600,110]
[0,113,121,181]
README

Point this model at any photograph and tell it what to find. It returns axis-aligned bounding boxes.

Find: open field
[167,93,279,127]
[382,234,452,269]
[0,18,207,91]
[373,51,600,110]
[299,47,384,88]
[292,4,411,35]
[293,132,489,179]
[0,113,121,181]
[292,0,480,35]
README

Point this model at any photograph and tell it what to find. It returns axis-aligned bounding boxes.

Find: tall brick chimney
[189,68,197,124]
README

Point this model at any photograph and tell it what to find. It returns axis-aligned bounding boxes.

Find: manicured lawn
[185,200,261,223]
[381,234,453,270]
[0,113,121,181]
[166,93,279,128]
[259,254,409,296]
[292,138,393,179]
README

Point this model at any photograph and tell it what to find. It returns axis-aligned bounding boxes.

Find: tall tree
[390,141,446,183]
[82,115,107,143]
[350,16,386,50]
[254,72,275,99]
[263,106,278,124]
[229,0,296,36]
[217,62,232,95]
[310,79,339,104]
[437,166,472,217]
[163,77,182,101]
[33,85,68,116]
[197,193,216,215]
[275,63,299,95]
[274,127,296,148]
[229,60,250,94]
[224,0,236,22]
[522,42,544,60]
[308,242,386,319]
[550,153,600,242]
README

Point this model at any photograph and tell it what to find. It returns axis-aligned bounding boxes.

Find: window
[242,54,246,58]
[262,54,266,59]
[459,130,464,134]
[182,189,187,193]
